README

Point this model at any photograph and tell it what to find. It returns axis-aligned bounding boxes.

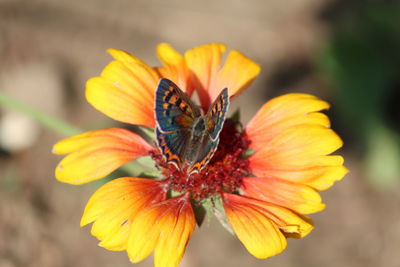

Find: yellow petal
[223,193,287,259]
[81,177,166,251]
[184,43,227,110]
[242,177,325,214]
[127,194,195,267]
[126,202,163,263]
[260,125,343,159]
[249,124,347,190]
[257,165,349,191]
[224,193,313,254]
[86,50,160,127]
[154,195,196,267]
[53,128,152,184]
[246,93,330,151]
[107,48,145,64]
[246,93,346,191]
[258,204,314,238]
[156,43,194,96]
[210,50,261,101]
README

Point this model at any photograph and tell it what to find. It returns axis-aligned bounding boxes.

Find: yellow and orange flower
[53,43,347,267]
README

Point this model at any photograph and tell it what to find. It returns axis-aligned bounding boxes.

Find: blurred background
[1,0,400,266]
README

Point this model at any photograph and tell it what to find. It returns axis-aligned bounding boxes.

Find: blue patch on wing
[155,78,200,133]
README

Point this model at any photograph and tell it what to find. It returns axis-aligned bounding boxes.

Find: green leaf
[138,168,162,179]
[230,109,241,123]
[167,190,182,198]
[191,199,207,227]
[242,148,256,159]
[139,126,156,140]
[211,195,234,235]
[136,155,156,168]
[120,160,148,177]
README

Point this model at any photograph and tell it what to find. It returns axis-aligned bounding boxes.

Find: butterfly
[155,78,229,175]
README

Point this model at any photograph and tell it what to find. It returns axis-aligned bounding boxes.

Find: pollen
[151,119,251,201]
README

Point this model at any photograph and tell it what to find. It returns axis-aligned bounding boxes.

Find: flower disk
[151,118,250,201]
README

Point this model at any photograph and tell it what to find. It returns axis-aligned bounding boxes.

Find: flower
[53,43,347,267]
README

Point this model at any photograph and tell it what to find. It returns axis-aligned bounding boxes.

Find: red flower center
[150,119,251,201]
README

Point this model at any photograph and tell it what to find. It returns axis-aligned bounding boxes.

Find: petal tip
[106,48,117,55]
[51,144,59,155]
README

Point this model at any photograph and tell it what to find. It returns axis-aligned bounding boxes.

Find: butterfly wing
[155,78,200,133]
[206,88,229,141]
[156,127,191,170]
[188,137,219,174]
[188,88,229,174]
[155,78,201,169]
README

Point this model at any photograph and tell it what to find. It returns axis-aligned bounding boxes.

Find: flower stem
[0,92,81,136]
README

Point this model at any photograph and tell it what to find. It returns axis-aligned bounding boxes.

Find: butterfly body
[155,78,229,175]
[185,116,212,166]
